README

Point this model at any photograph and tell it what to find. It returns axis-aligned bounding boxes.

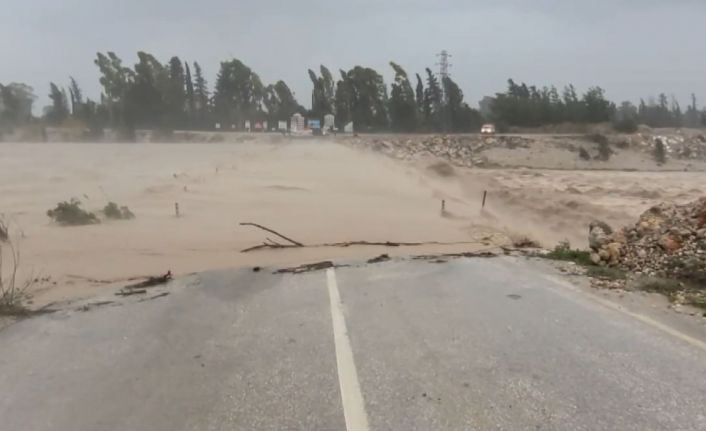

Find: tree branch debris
[115,271,172,296]
[239,222,480,253]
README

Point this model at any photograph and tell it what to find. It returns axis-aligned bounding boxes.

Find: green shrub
[635,276,681,294]
[597,140,612,161]
[578,147,591,160]
[587,133,608,145]
[47,199,99,226]
[635,275,706,310]
[587,266,626,280]
[542,246,594,266]
[613,117,638,133]
[654,139,666,165]
[103,202,135,220]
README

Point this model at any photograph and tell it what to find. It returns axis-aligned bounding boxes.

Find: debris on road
[115,271,173,296]
[123,271,173,289]
[239,222,481,253]
[138,292,170,302]
[75,301,117,312]
[275,261,335,274]
[412,250,497,261]
[240,222,305,252]
[367,254,391,264]
[116,289,147,296]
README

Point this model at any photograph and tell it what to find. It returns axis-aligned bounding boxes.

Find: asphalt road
[1,257,706,430]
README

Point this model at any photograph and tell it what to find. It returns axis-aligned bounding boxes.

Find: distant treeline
[1,52,705,137]
[485,80,705,132]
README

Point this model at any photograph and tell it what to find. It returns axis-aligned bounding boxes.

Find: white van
[480,124,496,135]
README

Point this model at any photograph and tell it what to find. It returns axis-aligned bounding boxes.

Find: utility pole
[436,50,452,132]
[436,50,452,83]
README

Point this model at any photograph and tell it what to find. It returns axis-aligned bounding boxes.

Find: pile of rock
[345,135,532,167]
[631,134,706,161]
[589,198,706,282]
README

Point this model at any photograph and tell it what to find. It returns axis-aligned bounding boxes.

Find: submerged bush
[103,202,135,220]
[47,199,99,226]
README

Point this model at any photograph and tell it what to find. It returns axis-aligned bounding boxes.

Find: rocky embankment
[342,132,706,169]
[590,198,706,284]
[342,135,533,167]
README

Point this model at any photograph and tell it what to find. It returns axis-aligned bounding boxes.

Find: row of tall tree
[485,79,706,131]
[3,52,706,135]
[0,83,36,130]
[40,53,483,134]
[486,80,614,127]
[308,63,482,132]
[613,94,704,132]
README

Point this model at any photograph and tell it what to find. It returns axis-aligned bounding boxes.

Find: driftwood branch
[321,240,450,248]
[239,222,480,253]
[240,223,304,247]
[241,243,301,253]
[115,271,173,296]
[123,271,172,290]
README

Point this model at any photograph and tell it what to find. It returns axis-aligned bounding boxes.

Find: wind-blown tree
[165,56,187,128]
[308,65,335,119]
[637,93,683,128]
[308,69,325,119]
[68,77,84,119]
[684,93,700,128]
[582,86,614,123]
[613,101,638,132]
[94,52,134,130]
[263,80,304,125]
[562,84,581,123]
[441,76,482,132]
[388,62,417,132]
[262,85,279,126]
[192,62,210,128]
[670,96,683,127]
[184,62,196,124]
[337,66,388,132]
[213,59,264,128]
[415,73,424,118]
[46,82,70,124]
[0,83,35,128]
[547,86,563,123]
[334,69,353,129]
[490,79,614,127]
[123,51,170,130]
[320,66,335,113]
[84,98,109,137]
[423,68,443,131]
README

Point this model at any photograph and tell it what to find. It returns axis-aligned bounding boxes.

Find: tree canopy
[3,51,705,137]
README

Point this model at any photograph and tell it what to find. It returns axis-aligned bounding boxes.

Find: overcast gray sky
[2,0,705,111]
